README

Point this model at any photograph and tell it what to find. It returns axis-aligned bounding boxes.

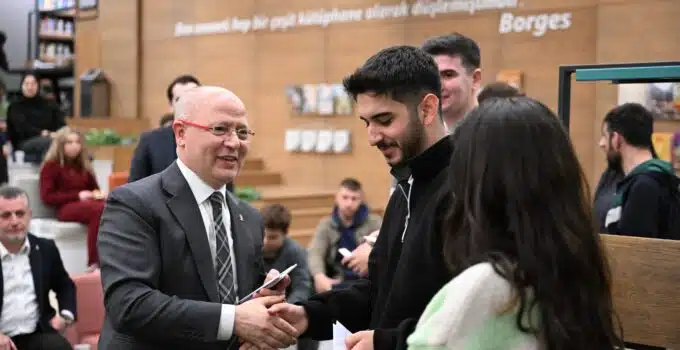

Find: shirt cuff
[60,310,74,322]
[216,304,235,340]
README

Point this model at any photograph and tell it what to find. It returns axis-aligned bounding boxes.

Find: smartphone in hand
[338,248,352,258]
[239,264,298,304]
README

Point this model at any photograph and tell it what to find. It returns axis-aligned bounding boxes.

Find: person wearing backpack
[601,103,679,239]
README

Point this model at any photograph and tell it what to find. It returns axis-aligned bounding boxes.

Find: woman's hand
[78,190,94,201]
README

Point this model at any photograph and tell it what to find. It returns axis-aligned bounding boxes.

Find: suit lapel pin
[239,214,244,222]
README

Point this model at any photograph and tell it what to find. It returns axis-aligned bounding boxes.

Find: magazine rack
[557,61,680,129]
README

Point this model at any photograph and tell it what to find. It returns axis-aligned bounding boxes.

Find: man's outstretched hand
[239,303,309,350]
[234,295,298,350]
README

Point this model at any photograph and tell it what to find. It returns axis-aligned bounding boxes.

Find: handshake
[234,295,307,350]
[233,270,307,350]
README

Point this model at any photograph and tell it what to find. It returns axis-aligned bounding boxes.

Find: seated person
[308,178,381,293]
[0,185,76,350]
[6,74,65,164]
[261,203,312,304]
[407,97,623,349]
[261,203,318,350]
[39,126,105,270]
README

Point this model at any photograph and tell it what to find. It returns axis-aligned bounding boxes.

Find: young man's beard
[395,111,427,166]
[606,150,623,172]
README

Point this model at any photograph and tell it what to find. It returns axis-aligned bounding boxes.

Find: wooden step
[242,158,264,171]
[289,228,314,248]
[251,187,336,210]
[288,207,384,231]
[289,207,331,231]
[236,171,282,186]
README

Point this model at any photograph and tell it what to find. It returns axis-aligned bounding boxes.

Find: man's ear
[420,93,440,126]
[471,68,482,91]
[172,120,185,147]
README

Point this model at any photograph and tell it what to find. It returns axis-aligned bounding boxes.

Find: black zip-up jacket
[300,135,454,349]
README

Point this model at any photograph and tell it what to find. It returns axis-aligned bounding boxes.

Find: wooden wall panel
[98,0,140,119]
[82,0,680,207]
[74,17,101,118]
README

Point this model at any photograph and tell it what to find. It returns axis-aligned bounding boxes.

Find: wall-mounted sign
[174,0,520,37]
[498,12,572,37]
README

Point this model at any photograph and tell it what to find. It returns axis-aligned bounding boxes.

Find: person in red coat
[39,126,105,270]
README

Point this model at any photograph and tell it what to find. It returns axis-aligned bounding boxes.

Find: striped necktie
[209,191,236,304]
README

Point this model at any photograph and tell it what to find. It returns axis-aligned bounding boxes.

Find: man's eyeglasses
[180,120,255,141]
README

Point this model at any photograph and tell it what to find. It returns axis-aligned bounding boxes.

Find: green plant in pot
[85,128,122,145]
[235,186,260,202]
[84,128,138,146]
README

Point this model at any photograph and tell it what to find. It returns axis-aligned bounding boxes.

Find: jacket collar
[390,135,453,183]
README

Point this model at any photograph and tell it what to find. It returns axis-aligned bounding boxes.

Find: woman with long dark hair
[407,97,623,350]
[7,73,65,163]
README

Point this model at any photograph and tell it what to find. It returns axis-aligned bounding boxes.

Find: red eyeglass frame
[179,120,255,140]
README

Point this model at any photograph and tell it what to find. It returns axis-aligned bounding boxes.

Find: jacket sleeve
[617,177,663,238]
[373,319,419,350]
[39,162,81,206]
[307,220,330,278]
[298,218,381,340]
[368,214,383,233]
[48,239,77,319]
[98,186,223,341]
[128,133,151,182]
[299,279,372,341]
[285,243,312,305]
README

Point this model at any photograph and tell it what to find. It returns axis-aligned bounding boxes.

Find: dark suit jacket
[128,126,176,183]
[97,162,266,350]
[0,234,77,332]
[128,126,234,191]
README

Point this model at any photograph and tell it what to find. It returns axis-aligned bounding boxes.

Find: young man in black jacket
[264,45,453,350]
[601,103,677,238]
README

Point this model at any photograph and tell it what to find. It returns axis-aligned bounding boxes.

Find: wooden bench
[601,234,680,348]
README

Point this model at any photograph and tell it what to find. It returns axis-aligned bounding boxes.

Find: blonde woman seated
[407,97,624,350]
[39,126,105,270]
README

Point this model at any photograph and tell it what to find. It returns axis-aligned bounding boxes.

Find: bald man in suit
[98,86,298,350]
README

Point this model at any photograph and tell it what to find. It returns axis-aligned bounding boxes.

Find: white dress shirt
[0,239,39,337]
[176,159,239,341]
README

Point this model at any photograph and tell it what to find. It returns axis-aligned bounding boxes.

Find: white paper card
[332,322,352,350]
[332,129,351,153]
[300,130,318,152]
[284,129,302,152]
[316,129,334,153]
